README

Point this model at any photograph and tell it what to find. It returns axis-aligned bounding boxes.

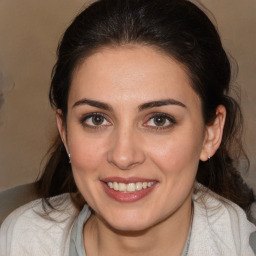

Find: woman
[0,0,255,255]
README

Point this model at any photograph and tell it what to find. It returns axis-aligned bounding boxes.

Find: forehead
[69,45,201,109]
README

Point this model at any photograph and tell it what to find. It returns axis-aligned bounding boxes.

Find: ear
[200,105,226,161]
[56,109,69,153]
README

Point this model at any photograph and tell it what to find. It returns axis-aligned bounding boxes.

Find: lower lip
[102,182,157,202]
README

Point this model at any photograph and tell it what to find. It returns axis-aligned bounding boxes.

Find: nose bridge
[107,122,145,170]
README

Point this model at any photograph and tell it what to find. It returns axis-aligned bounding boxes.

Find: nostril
[107,156,145,171]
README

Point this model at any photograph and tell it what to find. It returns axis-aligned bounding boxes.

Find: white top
[0,194,78,256]
[0,187,256,256]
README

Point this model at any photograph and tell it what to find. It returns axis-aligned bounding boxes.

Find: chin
[109,221,153,233]
[101,211,159,233]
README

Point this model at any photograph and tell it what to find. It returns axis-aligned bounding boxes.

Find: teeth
[113,182,118,191]
[148,182,154,187]
[106,181,155,192]
[127,183,136,192]
[136,182,142,190]
[119,183,126,192]
[108,182,114,189]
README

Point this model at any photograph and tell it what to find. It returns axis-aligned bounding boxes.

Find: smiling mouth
[106,181,156,193]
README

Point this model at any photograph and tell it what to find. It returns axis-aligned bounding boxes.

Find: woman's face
[58,45,209,231]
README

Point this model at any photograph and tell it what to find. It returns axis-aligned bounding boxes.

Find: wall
[0,0,255,191]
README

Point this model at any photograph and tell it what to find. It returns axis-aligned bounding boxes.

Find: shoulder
[190,183,256,256]
[0,193,79,256]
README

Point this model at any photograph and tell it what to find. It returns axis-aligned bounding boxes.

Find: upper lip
[101,177,157,184]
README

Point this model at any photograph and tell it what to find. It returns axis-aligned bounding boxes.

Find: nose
[107,126,145,170]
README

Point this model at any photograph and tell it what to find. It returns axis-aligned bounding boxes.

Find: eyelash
[143,113,176,130]
[80,112,176,130]
[80,112,111,129]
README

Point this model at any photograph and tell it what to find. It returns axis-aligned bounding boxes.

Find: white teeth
[136,182,142,190]
[113,182,119,191]
[106,181,155,192]
[107,182,114,189]
[142,182,147,189]
[127,183,136,192]
[148,182,154,187]
[119,183,126,192]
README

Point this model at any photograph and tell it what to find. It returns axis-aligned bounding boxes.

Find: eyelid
[79,112,176,131]
[143,113,176,129]
[80,112,112,128]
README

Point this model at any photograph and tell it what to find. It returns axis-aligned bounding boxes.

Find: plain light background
[0,0,255,192]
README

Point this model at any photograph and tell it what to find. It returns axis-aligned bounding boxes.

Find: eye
[144,113,176,129]
[81,113,111,128]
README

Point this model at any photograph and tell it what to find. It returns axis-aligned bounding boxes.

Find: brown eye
[144,113,176,129]
[153,116,168,126]
[92,114,105,125]
[81,113,111,128]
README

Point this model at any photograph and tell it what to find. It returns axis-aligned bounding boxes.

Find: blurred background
[0,0,255,192]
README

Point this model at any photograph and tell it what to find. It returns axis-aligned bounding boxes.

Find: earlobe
[200,105,226,161]
[56,109,68,153]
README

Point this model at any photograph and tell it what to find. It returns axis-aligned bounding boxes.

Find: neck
[84,198,193,256]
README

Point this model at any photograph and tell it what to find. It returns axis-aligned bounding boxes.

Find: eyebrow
[138,99,186,111]
[72,98,113,111]
[72,98,186,111]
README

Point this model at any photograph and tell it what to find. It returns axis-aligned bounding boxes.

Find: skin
[57,45,226,256]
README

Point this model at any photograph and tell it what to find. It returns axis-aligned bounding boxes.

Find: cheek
[147,130,203,176]
[67,132,109,205]
[68,132,107,175]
